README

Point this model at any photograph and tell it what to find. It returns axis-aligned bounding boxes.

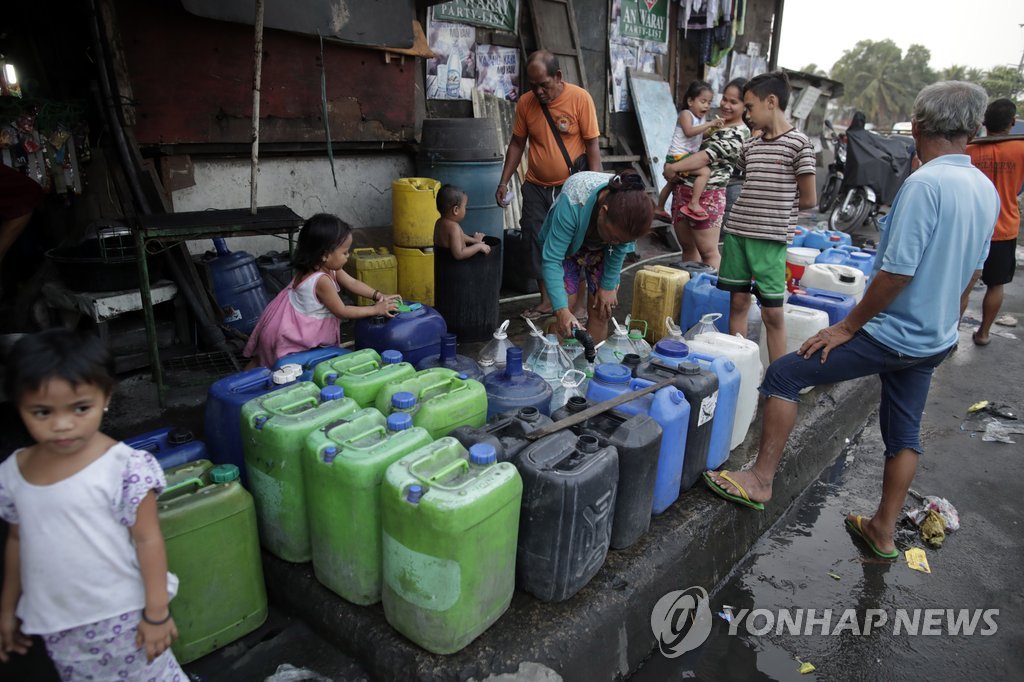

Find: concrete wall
[170,153,412,255]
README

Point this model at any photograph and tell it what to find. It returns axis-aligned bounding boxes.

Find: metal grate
[163,350,245,378]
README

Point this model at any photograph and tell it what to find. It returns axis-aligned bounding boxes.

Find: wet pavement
[630,259,1024,681]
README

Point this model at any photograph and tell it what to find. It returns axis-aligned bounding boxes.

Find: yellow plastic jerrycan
[392,178,441,247]
[346,248,398,305]
[631,265,690,342]
[394,246,435,306]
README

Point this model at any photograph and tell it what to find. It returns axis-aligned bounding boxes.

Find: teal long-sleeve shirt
[537,171,632,312]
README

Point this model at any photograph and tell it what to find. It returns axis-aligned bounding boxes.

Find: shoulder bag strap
[539,101,575,174]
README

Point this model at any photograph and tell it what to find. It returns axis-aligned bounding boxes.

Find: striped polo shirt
[724,128,816,243]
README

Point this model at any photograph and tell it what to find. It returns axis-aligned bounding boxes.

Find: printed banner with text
[433,0,519,33]
[618,0,669,45]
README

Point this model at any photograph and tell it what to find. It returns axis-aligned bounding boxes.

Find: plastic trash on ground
[906,495,960,532]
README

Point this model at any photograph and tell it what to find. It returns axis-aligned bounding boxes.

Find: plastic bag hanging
[684,313,722,341]
[478,319,515,374]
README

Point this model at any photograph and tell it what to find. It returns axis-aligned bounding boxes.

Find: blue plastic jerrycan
[788,287,857,326]
[680,273,731,336]
[125,427,207,471]
[683,352,740,471]
[585,364,690,514]
[274,346,350,382]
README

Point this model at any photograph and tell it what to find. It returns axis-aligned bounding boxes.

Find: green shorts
[717,233,787,307]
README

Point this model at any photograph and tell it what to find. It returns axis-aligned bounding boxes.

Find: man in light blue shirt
[702,82,999,561]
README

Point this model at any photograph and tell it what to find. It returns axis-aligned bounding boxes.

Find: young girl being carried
[656,80,724,222]
[244,213,400,368]
[0,330,184,679]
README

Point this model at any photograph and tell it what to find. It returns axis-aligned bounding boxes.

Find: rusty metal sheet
[117,0,415,145]
[181,0,415,49]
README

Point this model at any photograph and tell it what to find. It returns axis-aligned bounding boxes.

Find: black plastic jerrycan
[450,406,553,464]
[636,359,718,492]
[553,397,663,550]
[515,431,618,602]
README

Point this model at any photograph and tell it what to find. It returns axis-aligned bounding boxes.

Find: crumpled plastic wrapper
[906,495,960,532]
[920,509,946,548]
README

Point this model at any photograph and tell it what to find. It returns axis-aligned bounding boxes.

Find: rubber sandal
[972,331,991,346]
[844,515,899,559]
[702,471,765,511]
[680,204,709,221]
[520,306,551,321]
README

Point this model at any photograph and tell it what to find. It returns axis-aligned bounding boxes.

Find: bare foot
[706,469,773,504]
[846,512,896,555]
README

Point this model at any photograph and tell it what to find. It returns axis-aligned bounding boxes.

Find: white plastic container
[759,304,829,370]
[686,332,763,450]
[800,263,866,302]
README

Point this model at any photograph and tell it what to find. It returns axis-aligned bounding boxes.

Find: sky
[777,0,1023,75]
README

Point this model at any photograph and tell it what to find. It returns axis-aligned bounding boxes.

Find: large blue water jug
[815,247,850,266]
[125,427,207,470]
[837,244,859,254]
[681,273,731,335]
[846,251,875,276]
[205,239,269,334]
[205,367,296,486]
[274,346,350,382]
[649,339,690,367]
[802,230,831,251]
[484,347,554,418]
[791,227,807,248]
[354,301,447,366]
[788,287,857,325]
[634,359,718,492]
[684,352,740,471]
[586,364,689,514]
[415,333,484,380]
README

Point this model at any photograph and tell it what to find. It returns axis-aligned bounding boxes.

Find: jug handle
[346,359,382,376]
[562,369,587,387]
[419,376,465,402]
[274,395,320,416]
[665,316,682,337]
[341,424,387,449]
[423,457,470,483]
[161,477,205,498]
[628,318,649,337]
[351,248,377,257]
[699,312,723,325]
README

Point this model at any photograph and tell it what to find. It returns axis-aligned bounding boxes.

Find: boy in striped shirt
[717,71,817,363]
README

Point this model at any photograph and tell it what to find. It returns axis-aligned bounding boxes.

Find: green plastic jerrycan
[312,347,416,408]
[241,381,359,562]
[303,408,433,605]
[374,367,488,439]
[381,439,522,654]
[158,460,268,664]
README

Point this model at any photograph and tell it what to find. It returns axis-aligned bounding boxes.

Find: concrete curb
[262,375,880,681]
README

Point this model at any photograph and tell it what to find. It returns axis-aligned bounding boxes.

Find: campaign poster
[476,45,520,101]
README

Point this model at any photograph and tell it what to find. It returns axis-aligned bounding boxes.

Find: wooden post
[250,0,265,215]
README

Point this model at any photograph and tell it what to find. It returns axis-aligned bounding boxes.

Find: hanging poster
[610,42,639,113]
[618,0,669,46]
[476,45,520,101]
[433,0,519,33]
[426,16,477,100]
[610,0,667,113]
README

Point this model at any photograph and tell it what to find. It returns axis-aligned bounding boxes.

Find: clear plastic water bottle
[527,334,573,389]
[478,319,515,375]
[684,312,722,341]
[550,369,588,412]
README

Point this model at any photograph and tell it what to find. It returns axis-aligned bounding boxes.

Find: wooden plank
[528,0,587,89]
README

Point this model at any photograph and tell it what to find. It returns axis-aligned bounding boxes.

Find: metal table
[134,205,304,403]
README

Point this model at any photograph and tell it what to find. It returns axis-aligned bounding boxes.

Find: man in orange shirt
[964,99,1024,346]
[495,50,602,319]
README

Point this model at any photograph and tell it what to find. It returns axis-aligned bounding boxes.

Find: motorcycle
[818,120,845,214]
[827,123,915,233]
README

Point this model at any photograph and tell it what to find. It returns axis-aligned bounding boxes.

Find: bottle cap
[387,412,413,431]
[391,391,416,409]
[406,484,424,504]
[458,373,468,380]
[578,435,600,453]
[210,464,239,483]
[840,274,856,283]
[469,442,497,465]
[254,415,269,430]
[670,389,685,404]
[830,235,841,241]
[678,361,701,375]
[325,372,339,385]
[167,428,194,445]
[594,363,632,385]
[322,446,339,464]
[280,363,303,379]
[382,350,403,365]
[654,340,689,358]
[320,385,345,402]
[271,369,294,385]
